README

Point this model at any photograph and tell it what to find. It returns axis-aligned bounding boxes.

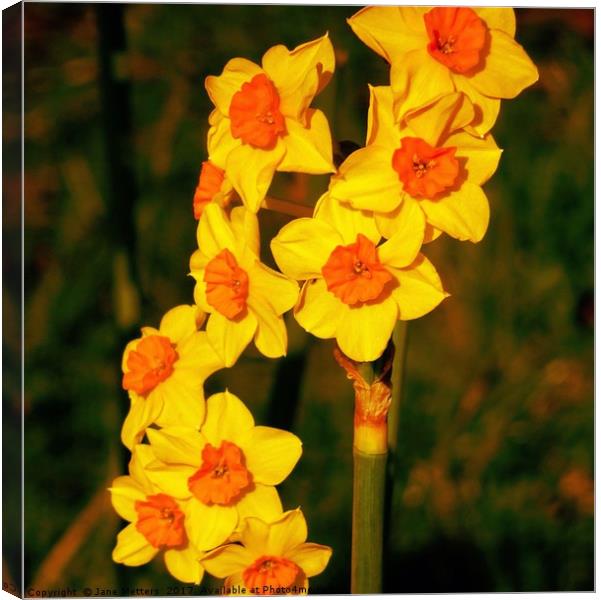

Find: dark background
[5,4,594,594]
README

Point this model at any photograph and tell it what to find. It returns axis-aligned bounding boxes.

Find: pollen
[134,493,187,549]
[204,249,250,320]
[243,555,300,594]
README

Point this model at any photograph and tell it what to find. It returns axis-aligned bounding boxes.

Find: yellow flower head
[141,390,302,551]
[121,305,224,450]
[193,160,234,220]
[271,194,448,362]
[348,6,538,134]
[109,445,205,584]
[190,204,299,367]
[205,34,336,212]
[202,509,332,596]
[330,87,502,243]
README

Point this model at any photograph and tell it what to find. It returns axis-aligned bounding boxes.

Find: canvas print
[3,3,594,596]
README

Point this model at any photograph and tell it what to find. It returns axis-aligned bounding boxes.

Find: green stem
[388,321,408,453]
[351,448,386,593]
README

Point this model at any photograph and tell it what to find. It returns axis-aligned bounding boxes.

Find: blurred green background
[8,4,593,594]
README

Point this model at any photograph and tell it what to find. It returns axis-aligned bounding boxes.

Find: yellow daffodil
[329,87,502,243]
[190,203,299,367]
[121,304,224,450]
[141,390,302,552]
[193,160,234,220]
[348,6,538,135]
[205,34,336,213]
[202,509,332,596]
[271,194,448,362]
[109,445,205,584]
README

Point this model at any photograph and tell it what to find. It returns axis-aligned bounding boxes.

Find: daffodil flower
[205,34,336,213]
[271,194,448,362]
[121,305,224,450]
[109,445,205,584]
[202,509,332,595]
[141,390,302,551]
[348,6,538,135]
[329,87,502,243]
[190,204,299,367]
[193,160,234,220]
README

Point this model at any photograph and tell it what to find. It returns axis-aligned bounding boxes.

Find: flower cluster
[110,7,537,593]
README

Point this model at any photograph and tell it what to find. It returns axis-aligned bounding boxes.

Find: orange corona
[134,493,187,549]
[204,249,250,319]
[243,555,300,594]
[122,335,178,396]
[194,161,225,219]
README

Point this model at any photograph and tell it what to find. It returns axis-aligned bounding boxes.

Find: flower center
[122,334,178,396]
[424,7,487,73]
[229,73,287,149]
[321,234,393,306]
[203,248,250,320]
[194,161,225,220]
[243,555,300,594]
[134,493,187,549]
[392,137,459,199]
[188,440,251,506]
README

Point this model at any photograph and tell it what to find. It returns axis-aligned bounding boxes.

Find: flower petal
[186,500,238,551]
[452,75,501,136]
[242,426,302,486]
[121,394,163,451]
[230,206,260,257]
[159,305,199,343]
[335,298,398,362]
[365,85,400,149]
[202,390,255,446]
[237,484,283,523]
[474,7,516,37]
[271,217,341,281]
[226,141,286,213]
[176,331,225,377]
[249,262,299,316]
[112,523,158,566]
[467,29,539,99]
[164,545,205,584]
[267,509,307,556]
[278,110,335,175]
[250,306,288,359]
[329,145,400,213]
[378,199,425,268]
[202,544,254,578]
[146,427,204,466]
[207,109,242,167]
[446,130,502,186]
[144,463,196,499]
[155,377,205,430]
[205,58,264,115]
[285,543,332,578]
[294,278,343,340]
[390,254,449,320]
[109,476,146,522]
[240,517,270,556]
[419,181,490,242]
[129,444,158,490]
[206,310,258,368]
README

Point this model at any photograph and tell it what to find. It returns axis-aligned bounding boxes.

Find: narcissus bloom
[329,87,502,243]
[271,194,448,362]
[121,305,224,449]
[142,391,302,551]
[109,445,205,584]
[348,6,538,134]
[202,509,332,595]
[205,34,336,212]
[190,204,299,367]
[193,160,234,220]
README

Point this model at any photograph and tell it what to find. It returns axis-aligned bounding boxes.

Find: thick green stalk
[388,321,408,453]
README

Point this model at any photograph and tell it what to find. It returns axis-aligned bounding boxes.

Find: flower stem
[388,321,408,454]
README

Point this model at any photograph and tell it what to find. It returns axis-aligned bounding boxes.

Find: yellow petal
[423,224,443,244]
[315,193,380,244]
[329,145,400,214]
[121,394,163,451]
[176,330,225,378]
[446,130,502,186]
[390,254,449,320]
[365,85,399,148]
[335,298,398,362]
[249,262,299,316]
[251,307,287,359]
[452,75,501,136]
[121,338,138,374]
[474,7,516,37]
[240,517,270,556]
[202,390,255,446]
[207,109,242,168]
[155,376,205,430]
[206,310,258,368]
[230,206,260,257]
[144,463,196,499]
[271,217,341,281]
[112,523,158,566]
[278,111,335,175]
[164,545,205,584]
[146,427,203,466]
[419,181,490,243]
[378,200,425,268]
[109,476,146,522]
[159,305,198,343]
[205,58,263,115]
[192,278,213,314]
[236,484,284,523]
[224,572,254,595]
[262,34,334,121]
[225,141,286,213]
[186,500,238,551]
[242,426,302,486]
[347,6,425,64]
[467,29,539,99]
[129,444,158,490]
[285,543,332,578]
[267,509,307,556]
[197,203,237,261]
[294,278,343,340]
[391,48,454,122]
[202,544,254,578]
